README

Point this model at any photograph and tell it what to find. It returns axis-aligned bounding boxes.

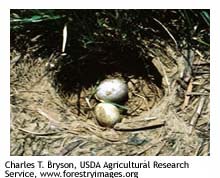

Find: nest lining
[52,52,164,121]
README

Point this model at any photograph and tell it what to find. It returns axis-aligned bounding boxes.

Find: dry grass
[10,39,209,155]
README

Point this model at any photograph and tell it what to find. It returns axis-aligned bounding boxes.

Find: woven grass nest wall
[10,10,210,156]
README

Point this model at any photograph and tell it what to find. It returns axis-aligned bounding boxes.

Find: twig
[18,128,58,136]
[153,18,178,49]
[189,96,206,134]
[10,54,21,65]
[186,92,209,96]
[16,90,47,93]
[85,126,120,142]
[59,140,84,156]
[136,145,154,156]
[157,57,170,94]
[85,97,92,109]
[61,23,68,55]
[153,141,166,156]
[37,108,63,127]
[114,119,165,131]
[181,78,193,110]
[193,71,210,75]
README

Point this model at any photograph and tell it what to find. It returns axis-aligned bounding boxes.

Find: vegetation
[11,9,209,57]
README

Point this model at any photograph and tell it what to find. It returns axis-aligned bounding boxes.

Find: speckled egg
[95,103,121,127]
[95,78,128,103]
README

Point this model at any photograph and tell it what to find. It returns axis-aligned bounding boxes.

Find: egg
[95,103,121,127]
[96,78,128,103]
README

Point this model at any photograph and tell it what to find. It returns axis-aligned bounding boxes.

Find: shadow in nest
[53,43,163,95]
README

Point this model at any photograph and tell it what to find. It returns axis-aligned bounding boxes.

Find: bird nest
[10,39,210,155]
[52,47,164,123]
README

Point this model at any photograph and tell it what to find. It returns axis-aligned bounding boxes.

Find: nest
[52,47,163,120]
[10,40,210,155]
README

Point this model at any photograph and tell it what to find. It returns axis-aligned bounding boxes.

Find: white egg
[96,78,128,103]
[95,103,121,127]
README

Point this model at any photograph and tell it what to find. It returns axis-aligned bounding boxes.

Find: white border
[1,1,219,178]
[7,0,212,9]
